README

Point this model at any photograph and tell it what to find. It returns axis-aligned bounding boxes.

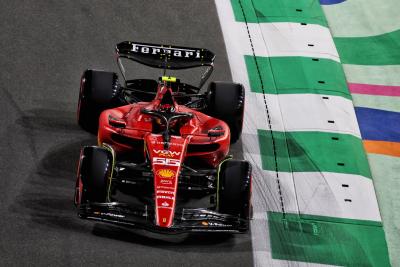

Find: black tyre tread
[80,147,112,203]
[78,70,96,133]
[77,69,122,134]
[218,160,251,219]
[207,81,244,143]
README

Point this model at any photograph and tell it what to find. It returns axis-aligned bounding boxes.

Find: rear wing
[115,41,215,88]
[116,41,215,69]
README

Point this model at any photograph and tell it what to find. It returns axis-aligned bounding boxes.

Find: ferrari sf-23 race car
[74,41,252,233]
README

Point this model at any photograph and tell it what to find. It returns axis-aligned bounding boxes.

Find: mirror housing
[108,115,127,128]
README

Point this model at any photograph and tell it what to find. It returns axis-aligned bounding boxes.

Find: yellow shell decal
[157,169,176,179]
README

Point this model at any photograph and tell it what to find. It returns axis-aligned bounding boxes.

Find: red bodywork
[97,83,230,228]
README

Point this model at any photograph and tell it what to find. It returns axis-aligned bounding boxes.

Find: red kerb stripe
[348,83,400,96]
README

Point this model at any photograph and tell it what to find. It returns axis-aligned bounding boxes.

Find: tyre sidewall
[218,160,252,219]
[78,146,113,203]
[207,82,245,143]
[77,70,122,134]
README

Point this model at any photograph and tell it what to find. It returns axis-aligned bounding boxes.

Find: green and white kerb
[215,0,390,266]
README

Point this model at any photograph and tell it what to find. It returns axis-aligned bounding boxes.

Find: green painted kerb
[258,130,371,178]
[230,0,327,27]
[335,29,400,65]
[245,56,352,99]
[268,211,390,266]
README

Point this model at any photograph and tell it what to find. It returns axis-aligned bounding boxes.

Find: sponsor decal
[156,195,175,200]
[130,44,201,59]
[210,222,232,227]
[200,221,232,227]
[156,190,174,195]
[99,212,125,218]
[153,149,181,157]
[157,186,175,190]
[151,140,184,147]
[160,179,173,185]
[121,179,137,185]
[153,157,181,167]
[157,169,176,179]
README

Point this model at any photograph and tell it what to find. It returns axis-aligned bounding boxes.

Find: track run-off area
[0,0,396,266]
[216,0,391,266]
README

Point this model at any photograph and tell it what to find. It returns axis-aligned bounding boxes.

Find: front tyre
[218,160,252,222]
[75,146,113,205]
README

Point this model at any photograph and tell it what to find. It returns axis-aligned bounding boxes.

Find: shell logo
[157,169,176,179]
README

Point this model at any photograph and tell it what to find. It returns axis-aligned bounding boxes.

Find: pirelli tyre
[206,81,245,144]
[218,160,252,222]
[77,69,124,134]
[75,146,113,204]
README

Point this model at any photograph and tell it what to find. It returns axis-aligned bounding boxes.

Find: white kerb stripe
[293,172,381,221]
[277,94,361,137]
[245,93,361,137]
[258,22,340,62]
[214,0,340,62]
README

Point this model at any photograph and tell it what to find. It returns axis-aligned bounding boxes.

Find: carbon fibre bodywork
[79,203,249,234]
[75,42,250,234]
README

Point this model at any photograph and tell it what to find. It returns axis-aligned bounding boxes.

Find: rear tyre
[77,69,124,134]
[218,160,252,221]
[75,146,113,204]
[206,81,245,143]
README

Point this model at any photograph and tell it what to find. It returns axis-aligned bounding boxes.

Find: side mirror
[108,115,126,128]
[208,128,225,137]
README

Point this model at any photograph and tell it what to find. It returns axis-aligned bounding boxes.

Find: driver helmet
[158,103,175,113]
[158,88,175,113]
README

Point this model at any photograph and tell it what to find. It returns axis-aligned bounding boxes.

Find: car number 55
[153,157,181,166]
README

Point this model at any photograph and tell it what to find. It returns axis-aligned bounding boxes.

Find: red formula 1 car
[74,42,252,233]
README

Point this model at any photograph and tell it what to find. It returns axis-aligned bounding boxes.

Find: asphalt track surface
[0,1,253,266]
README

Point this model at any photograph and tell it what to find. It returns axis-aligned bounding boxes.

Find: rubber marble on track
[0,1,253,266]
